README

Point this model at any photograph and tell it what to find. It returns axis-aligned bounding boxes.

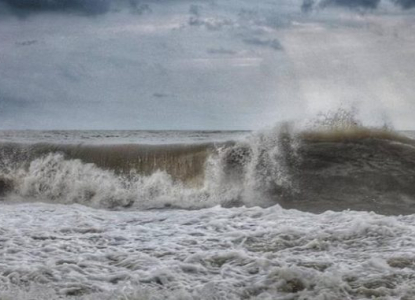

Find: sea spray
[1,118,415,214]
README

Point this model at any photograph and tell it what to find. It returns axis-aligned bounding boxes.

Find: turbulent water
[1,127,415,299]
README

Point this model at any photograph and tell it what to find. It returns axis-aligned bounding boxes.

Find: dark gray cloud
[153,93,176,98]
[302,0,415,11]
[188,16,235,31]
[129,2,151,15]
[1,0,112,15]
[15,40,38,47]
[0,0,152,15]
[243,38,283,51]
[301,0,315,13]
[319,0,381,9]
[206,47,237,55]
[393,0,415,9]
[189,4,200,16]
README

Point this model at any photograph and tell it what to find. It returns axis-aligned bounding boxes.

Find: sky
[1,0,415,130]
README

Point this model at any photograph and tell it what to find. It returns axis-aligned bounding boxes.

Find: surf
[1,116,415,215]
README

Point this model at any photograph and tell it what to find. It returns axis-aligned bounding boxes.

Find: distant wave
[1,123,415,215]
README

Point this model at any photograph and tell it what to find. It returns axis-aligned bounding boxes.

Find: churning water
[1,120,415,299]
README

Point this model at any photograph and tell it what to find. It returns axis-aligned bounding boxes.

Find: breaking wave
[1,113,415,215]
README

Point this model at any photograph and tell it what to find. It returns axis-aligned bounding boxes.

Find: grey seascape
[2,0,415,298]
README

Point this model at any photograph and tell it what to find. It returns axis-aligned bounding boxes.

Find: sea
[1,127,415,299]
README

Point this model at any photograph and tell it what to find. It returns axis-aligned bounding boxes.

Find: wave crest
[1,120,415,214]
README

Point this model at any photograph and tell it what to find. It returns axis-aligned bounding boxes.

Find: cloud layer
[302,0,415,11]
[0,0,153,15]
[393,0,415,9]
[1,0,415,130]
[3,0,415,18]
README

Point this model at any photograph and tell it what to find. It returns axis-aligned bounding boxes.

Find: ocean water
[1,127,415,299]
[0,130,249,145]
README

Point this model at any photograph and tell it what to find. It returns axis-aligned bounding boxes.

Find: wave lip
[300,126,414,143]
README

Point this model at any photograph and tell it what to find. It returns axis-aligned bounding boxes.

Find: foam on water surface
[0,203,415,299]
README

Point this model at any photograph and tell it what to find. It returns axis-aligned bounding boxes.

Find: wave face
[1,126,415,214]
[0,143,217,209]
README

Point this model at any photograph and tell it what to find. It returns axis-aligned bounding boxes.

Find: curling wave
[1,123,415,215]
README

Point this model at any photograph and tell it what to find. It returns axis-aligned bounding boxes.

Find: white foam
[0,203,414,299]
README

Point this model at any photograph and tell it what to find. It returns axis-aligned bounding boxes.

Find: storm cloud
[393,0,415,9]
[320,0,381,9]
[1,0,112,14]
[302,0,415,11]
[0,0,151,15]
[301,0,315,13]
